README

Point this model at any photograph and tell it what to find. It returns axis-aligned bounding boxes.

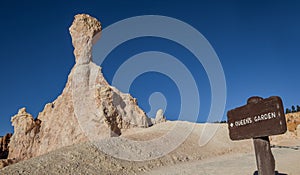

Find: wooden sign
[227,96,287,140]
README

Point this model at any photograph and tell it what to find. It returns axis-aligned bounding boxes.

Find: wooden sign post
[227,96,287,175]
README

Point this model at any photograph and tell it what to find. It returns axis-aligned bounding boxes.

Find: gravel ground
[0,122,298,175]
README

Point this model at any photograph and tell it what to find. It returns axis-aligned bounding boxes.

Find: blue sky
[1,0,300,136]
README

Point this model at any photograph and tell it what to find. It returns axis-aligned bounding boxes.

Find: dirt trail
[146,148,300,175]
[1,122,299,175]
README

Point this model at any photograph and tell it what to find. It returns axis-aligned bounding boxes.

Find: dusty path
[146,147,300,175]
[0,122,299,175]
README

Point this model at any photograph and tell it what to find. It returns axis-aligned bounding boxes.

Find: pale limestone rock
[69,14,101,64]
[155,109,166,122]
[8,108,41,160]
[8,14,152,161]
[151,109,167,124]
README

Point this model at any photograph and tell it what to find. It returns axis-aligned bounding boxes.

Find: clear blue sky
[1,0,300,136]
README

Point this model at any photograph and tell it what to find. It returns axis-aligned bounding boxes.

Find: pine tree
[292,105,296,113]
[297,105,300,112]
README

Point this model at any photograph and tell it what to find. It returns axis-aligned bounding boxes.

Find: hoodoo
[7,14,153,162]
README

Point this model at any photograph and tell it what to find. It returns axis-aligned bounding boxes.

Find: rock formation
[8,14,153,162]
[0,133,12,159]
[8,108,41,160]
[0,133,16,169]
[151,109,167,124]
[286,112,300,133]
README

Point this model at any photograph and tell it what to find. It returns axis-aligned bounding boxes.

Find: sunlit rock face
[8,14,152,161]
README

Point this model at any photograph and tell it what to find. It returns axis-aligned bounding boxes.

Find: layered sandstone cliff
[8,14,152,161]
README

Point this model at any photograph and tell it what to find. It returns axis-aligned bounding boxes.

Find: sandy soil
[0,121,299,175]
[146,148,300,175]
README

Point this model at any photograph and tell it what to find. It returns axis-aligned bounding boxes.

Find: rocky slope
[0,123,254,175]
[7,14,156,163]
[270,112,300,145]
[286,112,300,133]
[1,122,299,174]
